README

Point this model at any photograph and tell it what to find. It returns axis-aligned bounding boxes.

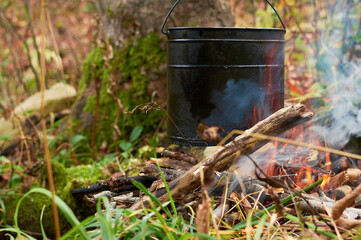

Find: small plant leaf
[130,179,172,218]
[130,125,143,142]
[0,134,12,141]
[119,141,132,152]
[71,134,86,146]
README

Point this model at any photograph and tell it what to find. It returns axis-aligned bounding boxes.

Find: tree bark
[96,0,234,47]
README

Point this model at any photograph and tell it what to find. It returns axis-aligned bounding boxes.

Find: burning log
[131,104,313,209]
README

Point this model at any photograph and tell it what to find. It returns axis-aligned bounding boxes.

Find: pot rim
[167,27,286,32]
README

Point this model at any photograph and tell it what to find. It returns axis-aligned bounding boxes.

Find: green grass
[1,176,358,239]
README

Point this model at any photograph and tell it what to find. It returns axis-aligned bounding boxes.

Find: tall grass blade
[131,179,172,217]
[285,214,337,239]
[60,216,95,240]
[96,197,114,239]
[5,233,15,240]
[0,228,37,240]
[0,200,7,225]
[253,213,268,240]
[40,205,47,240]
[157,163,177,217]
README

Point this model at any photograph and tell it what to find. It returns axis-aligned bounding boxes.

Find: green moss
[76,33,165,149]
[3,161,109,238]
[67,164,106,183]
[4,192,69,238]
[40,160,68,189]
[78,46,103,93]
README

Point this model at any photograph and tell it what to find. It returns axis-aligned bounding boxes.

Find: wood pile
[72,103,361,236]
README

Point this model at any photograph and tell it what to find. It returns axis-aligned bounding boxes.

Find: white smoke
[308,1,361,149]
[205,78,265,130]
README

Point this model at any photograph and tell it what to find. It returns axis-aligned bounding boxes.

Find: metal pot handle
[161,0,286,35]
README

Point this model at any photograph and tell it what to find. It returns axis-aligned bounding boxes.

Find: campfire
[72,103,361,237]
[69,2,361,237]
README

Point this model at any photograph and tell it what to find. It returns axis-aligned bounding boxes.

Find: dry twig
[40,0,60,237]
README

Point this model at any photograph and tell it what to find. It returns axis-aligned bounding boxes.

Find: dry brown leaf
[197,123,222,143]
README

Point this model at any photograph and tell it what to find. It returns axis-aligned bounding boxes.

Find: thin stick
[219,130,361,161]
[14,115,31,165]
[23,0,40,90]
[91,70,100,160]
[45,6,65,80]
[40,1,61,238]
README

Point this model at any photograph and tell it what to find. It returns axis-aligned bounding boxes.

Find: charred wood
[71,176,157,196]
[331,157,352,174]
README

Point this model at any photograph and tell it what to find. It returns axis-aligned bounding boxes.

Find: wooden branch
[162,149,200,165]
[328,168,361,189]
[332,181,361,220]
[131,104,313,209]
[336,218,361,230]
[299,198,361,220]
[140,164,185,181]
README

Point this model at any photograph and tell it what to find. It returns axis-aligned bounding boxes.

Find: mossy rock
[3,161,109,238]
[4,192,70,238]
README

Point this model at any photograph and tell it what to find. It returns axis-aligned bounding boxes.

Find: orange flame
[325,152,331,172]
[320,174,331,189]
